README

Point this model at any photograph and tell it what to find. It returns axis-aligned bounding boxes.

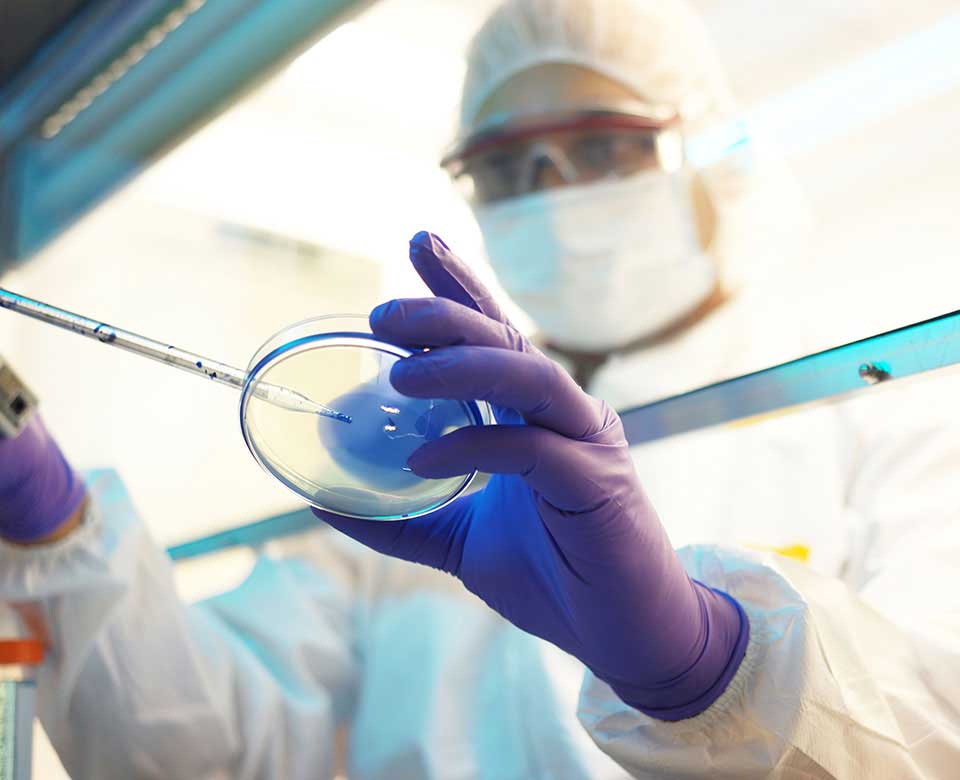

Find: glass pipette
[0,287,352,424]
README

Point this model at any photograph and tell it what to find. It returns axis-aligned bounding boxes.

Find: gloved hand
[314,232,748,720]
[0,415,87,544]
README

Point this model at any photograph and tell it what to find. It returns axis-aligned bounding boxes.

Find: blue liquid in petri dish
[240,328,487,521]
[315,385,469,492]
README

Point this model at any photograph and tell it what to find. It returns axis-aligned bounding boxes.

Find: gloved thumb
[311,493,476,574]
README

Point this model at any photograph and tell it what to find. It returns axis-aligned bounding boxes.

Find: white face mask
[473,170,717,352]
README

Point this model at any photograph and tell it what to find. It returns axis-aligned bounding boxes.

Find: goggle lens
[444,113,682,203]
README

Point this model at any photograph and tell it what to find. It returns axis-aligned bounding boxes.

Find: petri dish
[240,315,492,520]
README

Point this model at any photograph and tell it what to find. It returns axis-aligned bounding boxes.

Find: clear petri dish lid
[240,315,492,521]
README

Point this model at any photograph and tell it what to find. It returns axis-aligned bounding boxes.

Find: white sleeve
[579,382,960,779]
[577,544,960,779]
[0,470,359,780]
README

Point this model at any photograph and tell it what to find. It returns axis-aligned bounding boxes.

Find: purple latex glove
[314,232,748,720]
[0,415,87,543]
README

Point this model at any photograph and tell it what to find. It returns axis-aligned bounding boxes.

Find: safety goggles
[442,105,684,204]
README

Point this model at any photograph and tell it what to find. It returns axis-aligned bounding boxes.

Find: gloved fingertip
[388,354,429,394]
[406,445,466,480]
[403,459,429,479]
[409,231,450,258]
[409,231,435,257]
[410,230,431,247]
[388,355,409,381]
[369,299,398,332]
[404,446,434,478]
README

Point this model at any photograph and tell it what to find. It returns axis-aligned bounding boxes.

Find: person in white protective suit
[0,0,959,778]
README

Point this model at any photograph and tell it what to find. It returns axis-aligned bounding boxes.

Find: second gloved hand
[0,415,86,544]
[313,232,748,720]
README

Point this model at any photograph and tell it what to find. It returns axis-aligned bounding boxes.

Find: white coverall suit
[0,293,958,779]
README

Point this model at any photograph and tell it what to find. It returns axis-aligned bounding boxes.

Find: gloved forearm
[580,543,959,780]
[0,470,354,780]
[601,582,748,719]
[0,415,86,544]
[398,354,748,719]
[316,232,748,721]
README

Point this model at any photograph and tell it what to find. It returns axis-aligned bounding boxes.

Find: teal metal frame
[618,307,960,444]
[167,307,960,561]
[0,0,371,263]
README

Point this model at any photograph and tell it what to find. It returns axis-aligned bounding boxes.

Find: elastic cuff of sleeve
[0,464,88,544]
[0,493,98,558]
[605,585,750,721]
[635,589,750,722]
